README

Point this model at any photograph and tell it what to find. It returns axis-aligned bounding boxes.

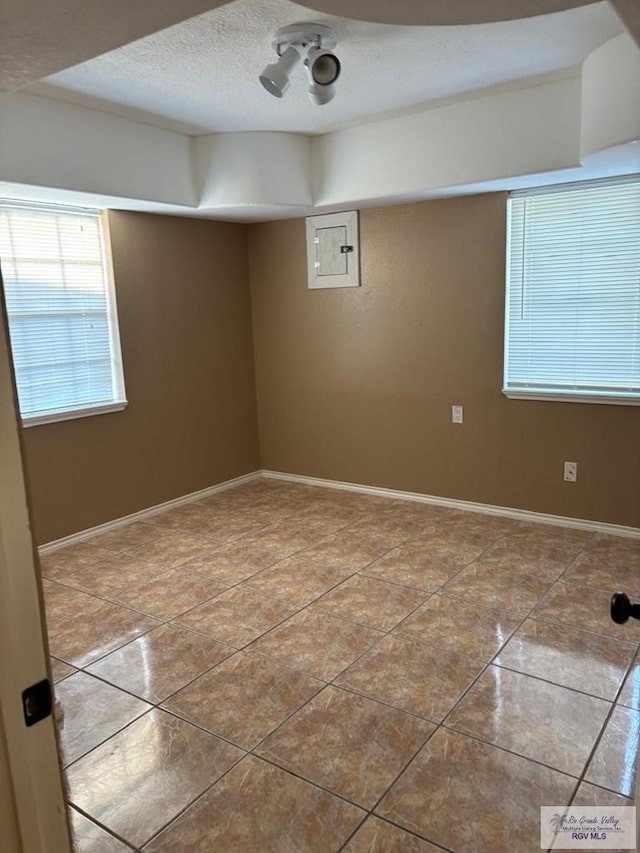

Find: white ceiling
[0,0,232,92]
[296,0,607,25]
[28,0,622,135]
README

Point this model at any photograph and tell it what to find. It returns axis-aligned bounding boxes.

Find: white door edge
[0,293,71,852]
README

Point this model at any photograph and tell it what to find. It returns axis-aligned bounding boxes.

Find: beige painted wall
[249,194,640,528]
[22,211,260,544]
[17,195,640,539]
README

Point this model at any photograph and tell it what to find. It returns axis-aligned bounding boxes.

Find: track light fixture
[259,24,341,106]
[259,45,301,98]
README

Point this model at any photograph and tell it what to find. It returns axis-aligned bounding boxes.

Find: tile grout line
[428,539,639,844]
[336,722,451,852]
[147,694,636,853]
[337,539,595,850]
[61,544,403,773]
[346,813,456,853]
[132,746,249,850]
[48,483,638,849]
[162,531,543,849]
[567,648,639,804]
[488,658,635,704]
[48,507,553,662]
[435,548,583,734]
[439,542,597,728]
[59,508,503,847]
[544,655,640,851]
[69,803,138,851]
[56,519,582,745]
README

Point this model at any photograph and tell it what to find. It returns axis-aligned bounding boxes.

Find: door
[0,282,71,851]
[610,592,640,850]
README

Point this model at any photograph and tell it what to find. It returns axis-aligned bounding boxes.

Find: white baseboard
[39,471,262,554]
[40,467,640,554]
[261,470,640,540]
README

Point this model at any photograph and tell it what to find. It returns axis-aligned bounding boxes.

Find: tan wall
[23,211,260,544]
[249,194,640,528]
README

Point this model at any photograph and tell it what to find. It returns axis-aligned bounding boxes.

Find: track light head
[259,24,340,106]
[305,45,340,105]
[259,45,301,98]
[306,46,340,86]
[307,80,336,106]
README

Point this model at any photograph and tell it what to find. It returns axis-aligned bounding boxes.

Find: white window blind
[504,177,640,405]
[0,203,127,425]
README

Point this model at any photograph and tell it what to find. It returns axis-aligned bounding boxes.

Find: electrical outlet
[452,405,463,424]
[564,461,577,483]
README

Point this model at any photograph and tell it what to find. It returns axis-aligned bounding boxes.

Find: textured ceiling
[29,0,622,135]
[0,0,231,92]
[296,0,595,25]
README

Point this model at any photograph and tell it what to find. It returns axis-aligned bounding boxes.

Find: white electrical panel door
[317,226,348,276]
[306,210,360,289]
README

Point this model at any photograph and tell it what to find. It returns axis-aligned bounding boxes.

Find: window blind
[0,203,126,423]
[504,178,640,404]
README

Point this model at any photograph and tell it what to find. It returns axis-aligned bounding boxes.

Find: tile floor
[42,479,640,852]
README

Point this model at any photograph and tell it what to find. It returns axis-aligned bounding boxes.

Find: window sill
[502,390,640,406]
[22,401,128,428]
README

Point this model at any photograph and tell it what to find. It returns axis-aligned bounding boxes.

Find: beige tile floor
[43,479,640,852]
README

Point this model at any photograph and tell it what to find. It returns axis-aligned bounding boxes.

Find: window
[0,203,127,426]
[503,177,640,405]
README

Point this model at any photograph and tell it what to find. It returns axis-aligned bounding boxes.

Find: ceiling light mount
[259,23,341,106]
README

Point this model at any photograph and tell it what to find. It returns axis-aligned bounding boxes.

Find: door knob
[611,591,640,625]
